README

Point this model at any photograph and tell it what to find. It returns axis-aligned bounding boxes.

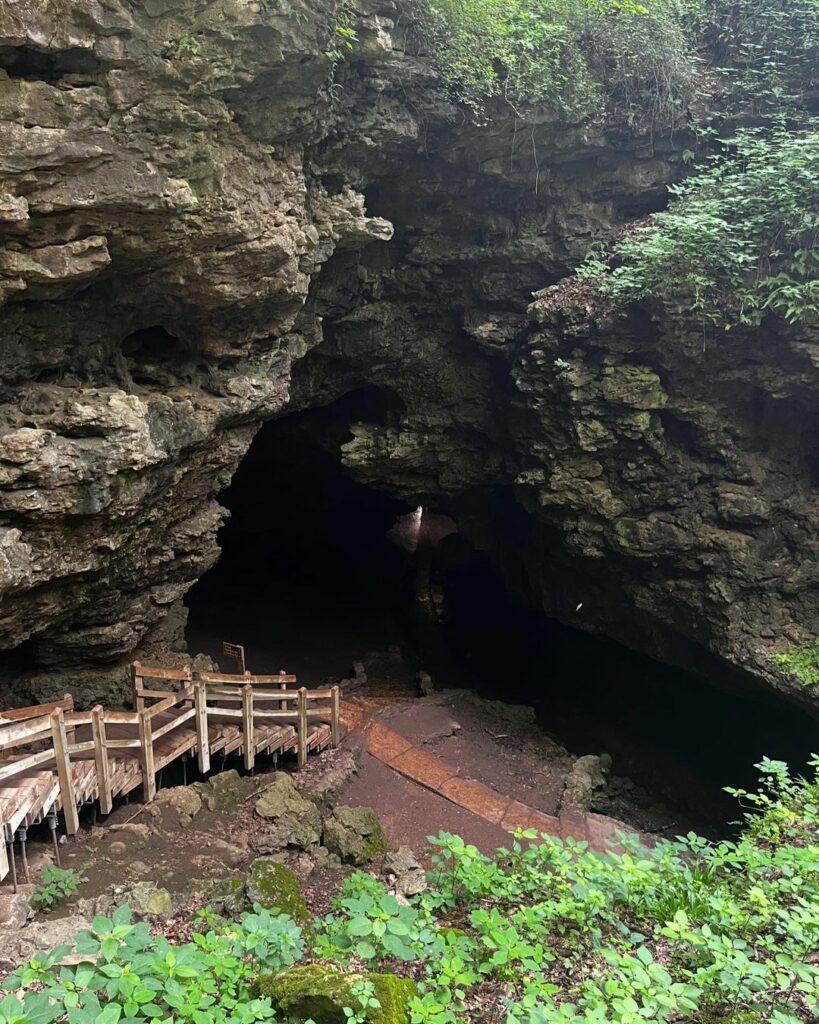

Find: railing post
[64,693,76,747]
[279,669,287,711]
[297,687,308,768]
[331,685,340,748]
[0,822,8,881]
[138,709,156,802]
[91,705,113,815]
[50,708,79,834]
[131,661,144,714]
[194,679,210,774]
[242,683,255,771]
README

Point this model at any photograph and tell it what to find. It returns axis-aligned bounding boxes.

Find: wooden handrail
[0,661,340,882]
[146,687,195,719]
[0,694,73,723]
[0,715,54,748]
[132,662,192,682]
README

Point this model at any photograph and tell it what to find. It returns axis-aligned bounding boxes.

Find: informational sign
[222,641,246,675]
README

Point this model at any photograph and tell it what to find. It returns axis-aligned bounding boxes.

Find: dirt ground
[1,675,608,942]
[373,691,573,816]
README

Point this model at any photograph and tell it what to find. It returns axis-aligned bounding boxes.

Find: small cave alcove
[185,392,819,833]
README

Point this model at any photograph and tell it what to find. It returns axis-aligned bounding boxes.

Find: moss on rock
[256,963,417,1024]
[322,805,387,866]
[183,876,248,917]
[246,858,308,921]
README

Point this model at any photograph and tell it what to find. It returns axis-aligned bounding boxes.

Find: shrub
[2,904,304,1024]
[415,0,698,126]
[578,126,819,328]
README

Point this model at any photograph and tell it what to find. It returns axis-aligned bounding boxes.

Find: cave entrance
[185,388,413,680]
[185,393,819,835]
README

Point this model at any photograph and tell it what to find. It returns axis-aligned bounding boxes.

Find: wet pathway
[366,721,645,852]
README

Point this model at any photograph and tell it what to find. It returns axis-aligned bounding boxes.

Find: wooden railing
[0,663,341,882]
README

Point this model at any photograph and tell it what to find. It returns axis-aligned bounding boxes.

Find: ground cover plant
[4,757,819,1023]
[31,866,83,911]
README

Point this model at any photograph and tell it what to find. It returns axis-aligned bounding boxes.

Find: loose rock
[322,805,387,866]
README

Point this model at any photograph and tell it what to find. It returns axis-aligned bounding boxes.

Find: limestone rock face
[0,0,815,708]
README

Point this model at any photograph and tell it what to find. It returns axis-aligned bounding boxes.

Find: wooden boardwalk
[0,662,340,886]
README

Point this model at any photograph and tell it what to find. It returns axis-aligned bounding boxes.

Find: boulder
[416,670,433,696]
[193,769,251,813]
[322,806,387,866]
[182,877,249,917]
[255,773,322,851]
[562,754,612,811]
[256,964,418,1024]
[0,914,91,975]
[247,858,308,921]
[383,846,427,896]
[78,881,173,921]
[156,785,203,827]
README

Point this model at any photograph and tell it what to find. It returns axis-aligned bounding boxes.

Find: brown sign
[222,642,246,674]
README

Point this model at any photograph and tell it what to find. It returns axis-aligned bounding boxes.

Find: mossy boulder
[193,769,252,813]
[255,773,322,851]
[322,806,387,866]
[181,877,248,917]
[256,964,418,1024]
[247,858,308,921]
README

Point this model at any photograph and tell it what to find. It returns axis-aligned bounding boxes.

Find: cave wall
[0,0,815,706]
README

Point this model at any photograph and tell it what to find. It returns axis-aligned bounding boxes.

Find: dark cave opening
[185,394,819,834]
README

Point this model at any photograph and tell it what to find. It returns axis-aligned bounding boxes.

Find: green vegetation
[691,0,819,115]
[31,865,82,911]
[2,904,304,1024]
[417,0,698,123]
[769,639,819,688]
[568,0,819,329]
[578,126,819,328]
[248,860,310,922]
[7,759,819,1024]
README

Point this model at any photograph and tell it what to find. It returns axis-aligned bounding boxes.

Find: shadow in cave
[186,393,819,833]
[435,552,819,831]
[185,388,413,680]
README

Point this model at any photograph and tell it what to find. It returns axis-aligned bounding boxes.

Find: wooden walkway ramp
[0,662,340,885]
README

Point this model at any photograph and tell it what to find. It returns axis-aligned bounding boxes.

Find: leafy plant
[416,0,698,125]
[4,904,303,1024]
[577,126,819,329]
[313,873,431,964]
[175,34,202,59]
[31,865,82,910]
[769,638,819,688]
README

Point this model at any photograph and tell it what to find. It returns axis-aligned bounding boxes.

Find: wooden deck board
[0,668,340,881]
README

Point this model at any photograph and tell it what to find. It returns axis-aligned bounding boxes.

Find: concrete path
[366,720,638,853]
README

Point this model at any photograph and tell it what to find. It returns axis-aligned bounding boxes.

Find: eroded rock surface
[0,0,815,707]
